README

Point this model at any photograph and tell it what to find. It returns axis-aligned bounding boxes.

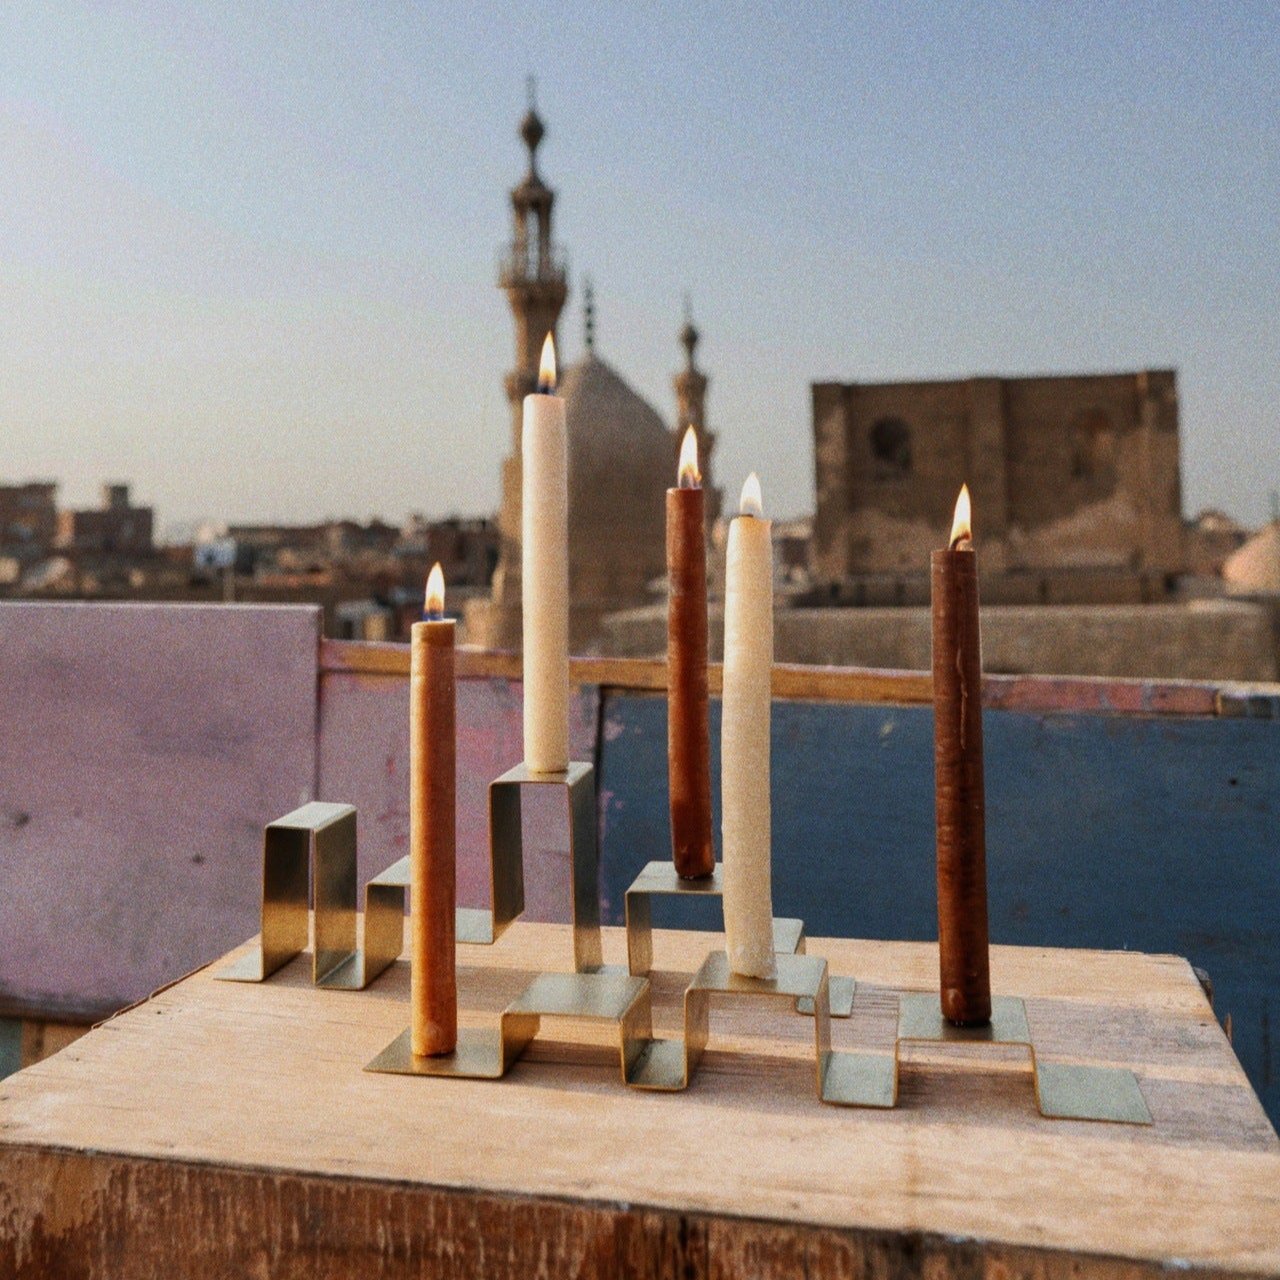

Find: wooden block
[0,924,1276,1279]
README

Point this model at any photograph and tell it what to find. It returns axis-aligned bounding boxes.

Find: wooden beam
[320,641,932,705]
[318,639,1258,715]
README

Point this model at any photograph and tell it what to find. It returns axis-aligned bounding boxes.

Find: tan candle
[931,485,992,1026]
[410,563,457,1056]
[521,333,570,774]
[721,473,776,979]
[667,427,714,879]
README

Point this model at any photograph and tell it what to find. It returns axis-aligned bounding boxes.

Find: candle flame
[537,332,557,394]
[739,472,763,518]
[424,562,445,619]
[949,484,972,549]
[677,426,700,488]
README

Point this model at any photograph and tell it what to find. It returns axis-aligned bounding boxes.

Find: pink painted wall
[0,603,320,1019]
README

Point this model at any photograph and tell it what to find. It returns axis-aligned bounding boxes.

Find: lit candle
[667,427,714,879]
[721,472,776,978]
[931,485,992,1026]
[410,563,457,1056]
[522,333,569,774]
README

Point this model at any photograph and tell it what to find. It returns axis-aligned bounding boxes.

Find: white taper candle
[721,472,776,978]
[521,333,570,774]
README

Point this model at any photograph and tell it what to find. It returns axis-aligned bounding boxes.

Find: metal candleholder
[482,762,603,973]
[366,949,891,1107]
[891,993,1152,1124]
[367,758,623,1079]
[623,861,856,1018]
[366,970,654,1082]
[625,950,888,1105]
[217,760,603,991]
[217,803,406,990]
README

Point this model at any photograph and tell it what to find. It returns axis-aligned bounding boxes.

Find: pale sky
[2,2,1277,533]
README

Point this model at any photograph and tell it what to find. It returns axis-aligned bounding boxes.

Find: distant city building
[55,483,153,556]
[0,482,58,556]
[812,370,1184,594]
[470,105,718,650]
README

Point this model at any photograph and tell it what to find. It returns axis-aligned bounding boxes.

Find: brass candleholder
[367,758,619,1079]
[218,759,603,992]
[217,803,406,990]
[891,993,1152,1124]
[624,861,856,1018]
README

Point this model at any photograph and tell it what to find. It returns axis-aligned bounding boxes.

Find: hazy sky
[2,2,1277,532]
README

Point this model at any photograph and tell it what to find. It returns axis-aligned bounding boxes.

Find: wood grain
[1,923,1275,1279]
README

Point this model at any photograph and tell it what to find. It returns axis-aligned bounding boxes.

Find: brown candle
[931,485,992,1026]
[667,426,714,879]
[410,563,457,1056]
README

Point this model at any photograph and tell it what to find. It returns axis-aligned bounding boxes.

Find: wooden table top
[2,922,1276,1279]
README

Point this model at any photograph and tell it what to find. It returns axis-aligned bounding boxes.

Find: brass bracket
[217,803,405,989]
[366,970,654,1082]
[623,861,855,1017]
[365,952,888,1107]
[893,993,1152,1124]
[480,762,603,972]
[219,760,602,989]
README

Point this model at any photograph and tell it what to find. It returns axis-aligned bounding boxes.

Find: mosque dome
[560,353,672,606]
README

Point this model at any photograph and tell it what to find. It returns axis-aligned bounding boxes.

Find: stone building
[56,483,153,556]
[0,482,58,557]
[812,370,1184,594]
[468,107,717,650]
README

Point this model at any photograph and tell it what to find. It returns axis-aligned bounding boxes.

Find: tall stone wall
[599,600,1280,683]
[813,369,1184,583]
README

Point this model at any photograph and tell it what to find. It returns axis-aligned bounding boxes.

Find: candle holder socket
[891,992,1152,1124]
[623,861,855,1018]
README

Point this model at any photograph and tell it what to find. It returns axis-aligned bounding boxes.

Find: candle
[667,427,714,880]
[410,562,457,1056]
[931,484,992,1026]
[522,332,570,774]
[721,472,776,979]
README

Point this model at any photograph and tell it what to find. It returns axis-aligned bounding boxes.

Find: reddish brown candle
[667,427,714,879]
[410,563,457,1056]
[931,485,992,1026]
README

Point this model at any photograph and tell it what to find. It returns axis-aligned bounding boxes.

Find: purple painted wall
[0,603,320,1019]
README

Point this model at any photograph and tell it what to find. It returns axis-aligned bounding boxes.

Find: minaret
[491,90,569,608]
[673,299,720,526]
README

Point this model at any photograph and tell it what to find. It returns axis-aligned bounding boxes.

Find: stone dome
[560,353,673,607]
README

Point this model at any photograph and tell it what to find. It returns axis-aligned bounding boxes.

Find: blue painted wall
[597,692,1279,1124]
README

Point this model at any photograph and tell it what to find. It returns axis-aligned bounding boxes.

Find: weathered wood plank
[319,638,1259,715]
[0,924,1275,1279]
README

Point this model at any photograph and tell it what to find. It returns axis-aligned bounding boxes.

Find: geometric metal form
[216,802,404,990]
[364,950,893,1108]
[623,950,890,1106]
[478,762,603,973]
[365,970,653,1082]
[220,758,603,990]
[623,861,855,1017]
[894,992,1152,1124]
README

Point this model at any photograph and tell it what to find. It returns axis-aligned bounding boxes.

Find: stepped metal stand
[891,993,1151,1123]
[624,861,856,1018]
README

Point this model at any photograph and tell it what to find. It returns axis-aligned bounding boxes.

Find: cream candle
[721,472,776,979]
[521,332,570,774]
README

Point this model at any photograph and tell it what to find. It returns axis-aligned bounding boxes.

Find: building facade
[812,369,1183,586]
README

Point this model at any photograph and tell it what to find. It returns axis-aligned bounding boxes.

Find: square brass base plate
[896,993,1151,1124]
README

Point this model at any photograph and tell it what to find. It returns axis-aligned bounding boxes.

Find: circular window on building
[870,417,912,477]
